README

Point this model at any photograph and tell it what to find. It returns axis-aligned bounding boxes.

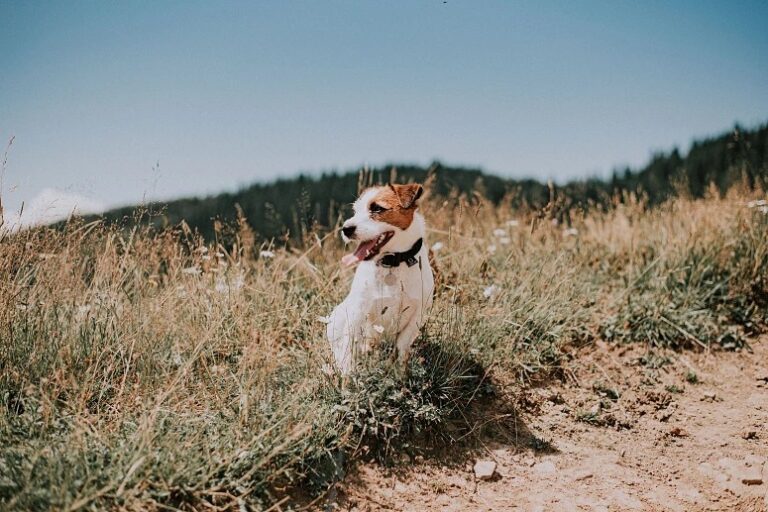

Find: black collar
[377,238,423,268]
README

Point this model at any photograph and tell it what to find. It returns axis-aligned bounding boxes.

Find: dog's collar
[377,238,423,268]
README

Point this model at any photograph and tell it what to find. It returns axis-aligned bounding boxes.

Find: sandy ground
[325,336,768,511]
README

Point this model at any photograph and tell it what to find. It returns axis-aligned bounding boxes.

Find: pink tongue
[342,239,377,266]
[341,254,359,266]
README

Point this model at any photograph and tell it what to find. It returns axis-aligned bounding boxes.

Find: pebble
[575,471,593,481]
[741,470,763,485]
[533,460,557,475]
[473,459,497,481]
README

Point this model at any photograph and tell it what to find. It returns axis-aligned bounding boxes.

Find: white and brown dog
[327,183,434,375]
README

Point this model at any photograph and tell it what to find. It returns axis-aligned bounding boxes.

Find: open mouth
[341,231,395,266]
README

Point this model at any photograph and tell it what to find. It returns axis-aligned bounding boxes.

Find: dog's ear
[389,183,423,209]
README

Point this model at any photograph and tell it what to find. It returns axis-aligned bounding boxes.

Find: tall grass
[1,188,766,510]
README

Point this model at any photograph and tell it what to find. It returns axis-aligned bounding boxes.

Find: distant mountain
[94,123,768,241]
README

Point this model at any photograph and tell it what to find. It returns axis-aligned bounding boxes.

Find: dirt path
[330,336,768,511]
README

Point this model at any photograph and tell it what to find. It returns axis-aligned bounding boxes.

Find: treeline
[95,122,768,240]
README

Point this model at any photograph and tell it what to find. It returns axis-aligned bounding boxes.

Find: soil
[324,336,768,511]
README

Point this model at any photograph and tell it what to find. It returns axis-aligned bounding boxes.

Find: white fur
[327,191,434,375]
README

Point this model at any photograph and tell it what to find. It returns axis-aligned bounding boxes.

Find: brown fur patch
[368,184,423,230]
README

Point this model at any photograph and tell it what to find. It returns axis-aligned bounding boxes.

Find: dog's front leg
[327,305,360,376]
[395,314,421,365]
[333,333,354,376]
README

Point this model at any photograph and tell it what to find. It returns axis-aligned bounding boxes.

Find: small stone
[741,470,763,485]
[702,391,717,401]
[574,471,593,481]
[533,460,557,475]
[668,427,689,438]
[473,459,497,480]
[742,431,759,440]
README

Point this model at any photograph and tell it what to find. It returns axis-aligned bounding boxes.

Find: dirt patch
[326,337,768,511]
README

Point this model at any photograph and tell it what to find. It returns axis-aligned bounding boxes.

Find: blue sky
[1,1,767,224]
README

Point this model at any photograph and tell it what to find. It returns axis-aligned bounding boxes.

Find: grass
[1,185,767,510]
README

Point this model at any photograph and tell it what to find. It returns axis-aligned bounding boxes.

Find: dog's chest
[352,261,425,300]
[349,261,429,329]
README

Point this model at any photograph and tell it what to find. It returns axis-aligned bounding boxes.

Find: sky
[1,0,767,226]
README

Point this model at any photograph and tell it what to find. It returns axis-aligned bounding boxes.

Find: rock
[473,459,497,480]
[668,426,689,438]
[533,460,557,475]
[742,431,759,440]
[702,391,717,401]
[741,470,763,485]
[574,471,593,481]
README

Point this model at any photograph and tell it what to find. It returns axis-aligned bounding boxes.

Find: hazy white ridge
[2,188,106,230]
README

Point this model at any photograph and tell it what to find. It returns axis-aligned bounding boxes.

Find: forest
[94,122,768,240]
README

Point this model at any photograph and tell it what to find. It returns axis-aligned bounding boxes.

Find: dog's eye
[369,203,387,213]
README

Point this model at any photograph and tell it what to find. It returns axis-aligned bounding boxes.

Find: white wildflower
[759,205,768,215]
[487,244,497,255]
[75,304,92,321]
[483,284,500,299]
[431,241,444,252]
[506,219,519,227]
[182,266,201,276]
[215,274,245,294]
[562,228,579,237]
[551,218,559,227]
[372,324,385,334]
[493,228,507,237]
[259,250,275,259]
[499,237,511,245]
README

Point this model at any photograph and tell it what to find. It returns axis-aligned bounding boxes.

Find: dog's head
[340,183,424,266]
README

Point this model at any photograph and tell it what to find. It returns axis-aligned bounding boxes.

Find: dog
[327,183,434,375]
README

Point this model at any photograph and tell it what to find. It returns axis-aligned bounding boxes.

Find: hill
[5,185,767,510]
[95,122,768,240]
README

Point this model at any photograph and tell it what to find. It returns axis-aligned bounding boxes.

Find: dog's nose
[342,225,356,238]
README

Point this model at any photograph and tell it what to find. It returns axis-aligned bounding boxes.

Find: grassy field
[1,185,767,510]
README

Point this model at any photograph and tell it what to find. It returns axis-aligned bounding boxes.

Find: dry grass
[1,186,766,510]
